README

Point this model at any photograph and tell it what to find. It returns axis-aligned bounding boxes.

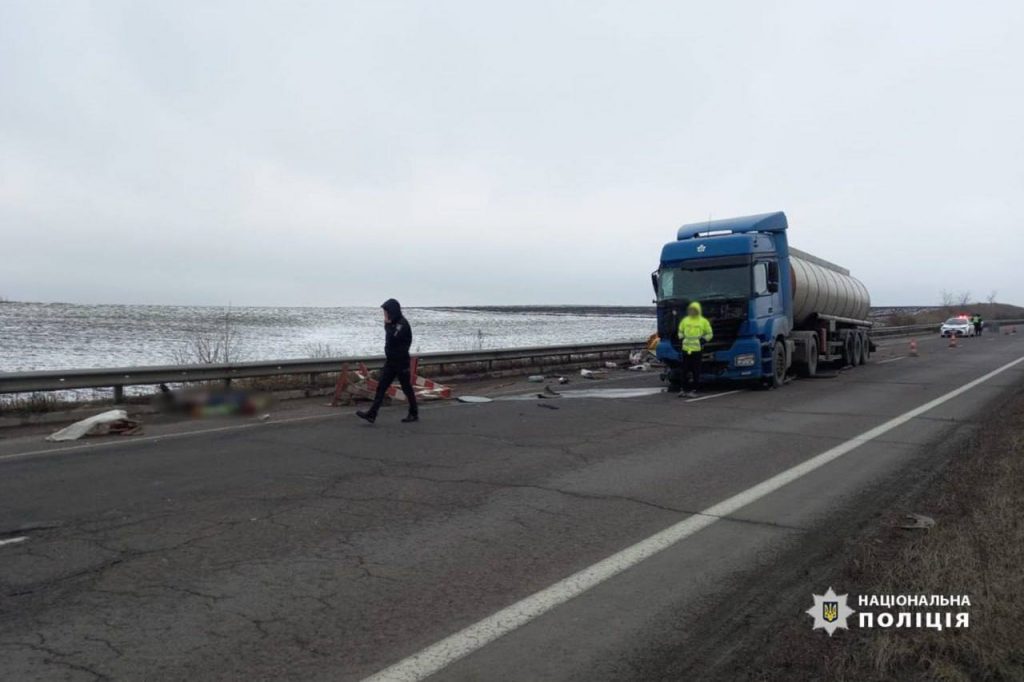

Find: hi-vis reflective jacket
[677,302,713,355]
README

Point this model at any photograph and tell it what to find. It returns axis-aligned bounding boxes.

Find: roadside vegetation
[881,294,1024,327]
[170,306,244,365]
[747,386,1024,681]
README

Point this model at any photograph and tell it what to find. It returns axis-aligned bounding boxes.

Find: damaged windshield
[658,262,751,302]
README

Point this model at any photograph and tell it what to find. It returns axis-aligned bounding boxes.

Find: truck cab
[653,213,793,387]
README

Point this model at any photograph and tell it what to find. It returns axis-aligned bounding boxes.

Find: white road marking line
[0,536,28,547]
[0,412,345,463]
[362,354,1024,682]
[684,389,743,403]
[876,356,907,364]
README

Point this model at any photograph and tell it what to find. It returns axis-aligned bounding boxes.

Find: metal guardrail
[3,318,1021,400]
[0,341,641,399]
[871,319,1024,338]
[870,323,940,338]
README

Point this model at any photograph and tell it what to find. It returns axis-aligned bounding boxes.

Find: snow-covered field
[0,303,654,372]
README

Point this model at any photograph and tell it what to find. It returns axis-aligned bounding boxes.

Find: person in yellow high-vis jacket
[677,301,713,397]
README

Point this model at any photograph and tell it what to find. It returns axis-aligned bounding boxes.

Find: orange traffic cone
[948,334,958,348]
[909,338,918,357]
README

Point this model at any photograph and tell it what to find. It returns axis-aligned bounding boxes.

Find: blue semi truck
[652,211,872,389]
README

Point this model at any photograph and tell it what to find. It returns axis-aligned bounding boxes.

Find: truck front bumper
[656,339,764,381]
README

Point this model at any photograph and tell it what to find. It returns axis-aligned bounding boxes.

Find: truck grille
[657,302,746,352]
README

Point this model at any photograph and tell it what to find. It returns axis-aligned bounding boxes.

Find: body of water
[0,303,655,372]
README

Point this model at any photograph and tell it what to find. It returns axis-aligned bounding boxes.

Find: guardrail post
[113,385,124,404]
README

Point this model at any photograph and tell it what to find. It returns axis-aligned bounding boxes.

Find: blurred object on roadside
[156,383,272,418]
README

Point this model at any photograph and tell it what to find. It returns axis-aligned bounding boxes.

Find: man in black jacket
[357,299,419,424]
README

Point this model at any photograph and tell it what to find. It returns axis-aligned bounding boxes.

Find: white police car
[940,316,975,337]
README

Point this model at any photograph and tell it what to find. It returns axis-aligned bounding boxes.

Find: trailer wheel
[851,333,863,367]
[842,332,855,367]
[798,337,818,378]
[769,341,786,388]
[860,332,871,364]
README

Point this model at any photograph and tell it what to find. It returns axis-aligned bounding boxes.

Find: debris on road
[580,368,607,379]
[543,385,561,397]
[527,375,546,382]
[45,409,142,442]
[557,376,570,385]
[457,396,493,403]
[604,361,619,369]
[899,513,936,530]
[537,403,560,410]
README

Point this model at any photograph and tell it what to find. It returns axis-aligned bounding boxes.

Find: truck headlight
[734,353,756,367]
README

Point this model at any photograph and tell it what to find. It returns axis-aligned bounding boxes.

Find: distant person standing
[677,301,713,398]
[973,313,983,336]
[356,299,419,424]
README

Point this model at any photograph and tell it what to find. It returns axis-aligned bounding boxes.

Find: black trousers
[368,364,418,416]
[681,352,702,392]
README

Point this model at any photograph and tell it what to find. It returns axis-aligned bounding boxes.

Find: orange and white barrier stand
[337,359,452,403]
[330,362,351,406]
[909,338,918,357]
[948,334,958,348]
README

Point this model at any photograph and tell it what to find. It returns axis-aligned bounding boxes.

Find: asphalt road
[1,332,1022,681]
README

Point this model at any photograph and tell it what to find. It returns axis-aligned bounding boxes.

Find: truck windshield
[658,263,751,302]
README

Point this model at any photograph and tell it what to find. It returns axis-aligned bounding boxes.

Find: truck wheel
[667,367,682,394]
[860,332,871,364]
[798,338,818,378]
[842,332,855,367]
[851,334,863,367]
[769,341,786,388]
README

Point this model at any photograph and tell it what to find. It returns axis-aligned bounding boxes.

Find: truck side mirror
[650,271,659,295]
[767,280,779,293]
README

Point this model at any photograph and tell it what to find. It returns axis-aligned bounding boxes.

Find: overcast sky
[1,1,1022,307]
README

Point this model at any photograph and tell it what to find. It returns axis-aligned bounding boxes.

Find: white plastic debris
[580,368,607,379]
[604,361,619,369]
[527,375,545,383]
[46,409,129,442]
[457,396,494,403]
[628,363,651,371]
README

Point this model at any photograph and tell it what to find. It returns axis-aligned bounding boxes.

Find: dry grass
[0,391,61,414]
[843,416,1024,681]
[750,390,1024,681]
